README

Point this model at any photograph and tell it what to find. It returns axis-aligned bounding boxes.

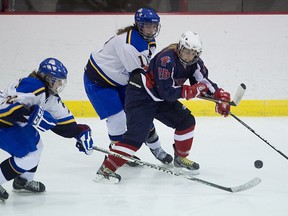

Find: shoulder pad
[126,29,156,52]
[17,77,46,96]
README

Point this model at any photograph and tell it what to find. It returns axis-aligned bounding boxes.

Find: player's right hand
[28,105,57,132]
[215,102,230,117]
[181,83,208,100]
[75,124,94,155]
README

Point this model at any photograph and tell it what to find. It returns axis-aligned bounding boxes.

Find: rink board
[64,99,288,117]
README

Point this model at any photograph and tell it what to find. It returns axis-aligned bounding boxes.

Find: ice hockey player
[83,8,172,166]
[0,58,94,202]
[94,31,231,183]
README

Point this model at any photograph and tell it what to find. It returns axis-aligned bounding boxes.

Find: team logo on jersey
[160,56,171,67]
[158,67,170,80]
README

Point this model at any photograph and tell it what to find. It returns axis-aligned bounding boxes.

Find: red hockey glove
[182,83,208,100]
[213,88,231,117]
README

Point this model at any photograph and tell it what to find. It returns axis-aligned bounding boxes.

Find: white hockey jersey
[87,28,156,87]
[0,75,75,128]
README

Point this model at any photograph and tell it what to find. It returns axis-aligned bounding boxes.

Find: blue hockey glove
[75,124,93,155]
[28,105,57,132]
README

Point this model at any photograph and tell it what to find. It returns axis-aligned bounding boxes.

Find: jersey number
[1,95,18,105]
[138,55,146,68]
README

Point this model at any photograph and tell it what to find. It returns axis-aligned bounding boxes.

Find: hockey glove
[213,88,231,117]
[28,105,57,132]
[182,83,208,100]
[75,124,93,155]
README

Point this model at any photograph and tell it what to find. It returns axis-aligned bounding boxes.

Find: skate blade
[12,189,31,193]
[174,167,200,176]
[0,199,7,204]
[12,188,45,193]
[93,175,120,184]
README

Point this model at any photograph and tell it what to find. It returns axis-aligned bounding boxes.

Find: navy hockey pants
[122,84,195,148]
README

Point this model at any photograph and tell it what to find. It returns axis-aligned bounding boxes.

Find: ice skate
[174,154,200,175]
[12,177,46,193]
[94,164,121,183]
[150,147,173,164]
[0,185,9,202]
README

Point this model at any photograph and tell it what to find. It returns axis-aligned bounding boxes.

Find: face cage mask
[178,46,201,66]
[137,22,161,41]
[45,75,67,95]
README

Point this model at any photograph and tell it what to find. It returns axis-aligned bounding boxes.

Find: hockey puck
[254,160,263,169]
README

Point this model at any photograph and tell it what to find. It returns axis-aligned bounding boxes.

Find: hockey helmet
[37,58,68,94]
[177,31,202,66]
[134,8,160,41]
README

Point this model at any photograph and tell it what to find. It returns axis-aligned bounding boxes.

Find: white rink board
[0,14,288,100]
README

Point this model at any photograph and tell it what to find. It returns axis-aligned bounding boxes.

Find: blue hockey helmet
[37,58,68,94]
[134,8,160,41]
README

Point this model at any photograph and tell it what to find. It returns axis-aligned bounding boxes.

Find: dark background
[1,0,288,13]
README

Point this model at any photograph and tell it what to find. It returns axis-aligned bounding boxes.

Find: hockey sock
[174,126,195,157]
[0,157,26,182]
[103,142,139,172]
[108,134,123,145]
[19,166,38,181]
[146,127,161,150]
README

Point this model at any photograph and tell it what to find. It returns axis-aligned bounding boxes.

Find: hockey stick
[198,83,246,106]
[93,146,261,193]
[229,112,288,160]
[198,83,288,160]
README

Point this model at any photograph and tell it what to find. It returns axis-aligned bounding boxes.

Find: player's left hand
[213,88,231,117]
[75,124,93,155]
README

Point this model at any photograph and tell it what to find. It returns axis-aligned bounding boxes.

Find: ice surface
[1,117,288,216]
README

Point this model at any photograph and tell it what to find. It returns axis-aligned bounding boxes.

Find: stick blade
[231,177,261,193]
[232,83,246,106]
[240,83,246,89]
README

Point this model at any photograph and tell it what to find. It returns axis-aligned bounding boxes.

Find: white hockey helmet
[177,31,202,66]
